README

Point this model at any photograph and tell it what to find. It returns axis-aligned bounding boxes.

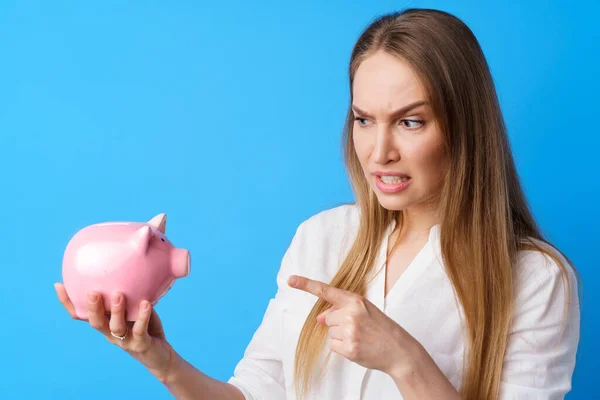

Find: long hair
[293,8,578,400]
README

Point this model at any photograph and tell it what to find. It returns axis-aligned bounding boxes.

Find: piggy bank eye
[161,238,165,242]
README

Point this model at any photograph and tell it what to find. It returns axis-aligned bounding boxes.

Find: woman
[54,8,580,400]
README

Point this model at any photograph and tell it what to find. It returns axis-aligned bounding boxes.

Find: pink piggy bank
[62,213,190,321]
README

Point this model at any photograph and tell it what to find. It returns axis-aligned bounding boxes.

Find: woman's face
[352,51,446,213]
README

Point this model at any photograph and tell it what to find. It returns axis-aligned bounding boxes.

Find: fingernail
[143,301,150,311]
[87,293,98,304]
[112,293,122,305]
[288,276,298,287]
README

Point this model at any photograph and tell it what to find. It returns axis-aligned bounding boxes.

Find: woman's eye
[401,119,424,129]
[354,117,369,127]
[354,117,423,129]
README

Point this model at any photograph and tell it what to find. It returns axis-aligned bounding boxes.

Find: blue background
[1,1,597,398]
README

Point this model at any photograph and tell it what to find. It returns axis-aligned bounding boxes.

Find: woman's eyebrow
[351,100,429,119]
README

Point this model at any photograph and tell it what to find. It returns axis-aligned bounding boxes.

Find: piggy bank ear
[148,213,167,233]
[130,225,153,254]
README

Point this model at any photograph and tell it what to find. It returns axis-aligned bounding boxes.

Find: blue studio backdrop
[1,1,597,399]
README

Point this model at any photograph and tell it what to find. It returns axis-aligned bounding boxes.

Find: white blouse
[227,205,580,399]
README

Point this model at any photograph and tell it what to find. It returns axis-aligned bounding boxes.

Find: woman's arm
[389,343,460,400]
[159,349,245,400]
[159,226,310,400]
[288,275,462,399]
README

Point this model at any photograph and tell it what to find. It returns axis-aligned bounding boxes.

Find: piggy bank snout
[171,247,191,278]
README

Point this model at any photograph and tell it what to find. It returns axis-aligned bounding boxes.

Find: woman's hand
[54,283,175,382]
[287,275,421,377]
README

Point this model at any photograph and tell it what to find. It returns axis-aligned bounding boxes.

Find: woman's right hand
[54,283,176,382]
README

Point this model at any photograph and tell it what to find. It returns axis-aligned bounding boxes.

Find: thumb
[316,306,337,325]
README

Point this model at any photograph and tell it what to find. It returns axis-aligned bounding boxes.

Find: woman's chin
[374,194,412,211]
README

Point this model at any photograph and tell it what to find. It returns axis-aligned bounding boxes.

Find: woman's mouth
[375,175,412,193]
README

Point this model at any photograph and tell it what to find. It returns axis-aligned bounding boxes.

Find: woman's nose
[372,128,400,164]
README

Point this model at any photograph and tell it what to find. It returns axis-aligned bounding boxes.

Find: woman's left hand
[287,274,421,377]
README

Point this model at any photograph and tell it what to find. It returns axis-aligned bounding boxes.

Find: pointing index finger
[288,275,348,306]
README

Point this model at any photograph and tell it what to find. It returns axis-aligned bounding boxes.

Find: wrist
[148,343,179,384]
[390,354,422,390]
[389,343,460,400]
[387,335,428,387]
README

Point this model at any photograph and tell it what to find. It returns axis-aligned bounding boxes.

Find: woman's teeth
[381,175,409,184]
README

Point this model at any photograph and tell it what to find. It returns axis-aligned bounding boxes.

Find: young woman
[55,8,580,400]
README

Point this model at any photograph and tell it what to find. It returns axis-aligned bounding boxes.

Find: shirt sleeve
[499,248,581,400]
[227,223,304,400]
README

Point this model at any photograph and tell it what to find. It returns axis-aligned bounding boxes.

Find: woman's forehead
[352,52,427,115]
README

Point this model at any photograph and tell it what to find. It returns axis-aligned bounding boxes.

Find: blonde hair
[293,8,579,400]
